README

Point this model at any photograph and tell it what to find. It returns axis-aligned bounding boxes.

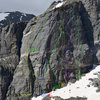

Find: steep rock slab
[20,1,94,96]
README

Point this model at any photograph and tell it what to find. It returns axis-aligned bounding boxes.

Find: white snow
[32,93,49,100]
[24,13,26,16]
[53,2,63,9]
[22,13,26,16]
[31,65,100,100]
[51,64,100,100]
[0,13,9,21]
[24,31,32,37]
[55,2,63,8]
[20,16,23,21]
[32,96,43,100]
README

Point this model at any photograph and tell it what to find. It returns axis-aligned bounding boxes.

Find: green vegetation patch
[30,48,38,52]
[76,73,83,78]
[54,85,61,89]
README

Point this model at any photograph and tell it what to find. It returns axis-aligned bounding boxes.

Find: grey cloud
[0,0,61,15]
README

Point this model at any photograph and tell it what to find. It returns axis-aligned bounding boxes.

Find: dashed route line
[37,10,53,92]
[29,11,49,53]
[42,5,73,87]
[27,3,83,93]
[52,21,64,50]
[40,9,53,77]
[24,11,51,93]
[43,5,74,87]
[40,9,67,90]
[43,21,65,76]
[72,7,83,78]
[63,4,73,84]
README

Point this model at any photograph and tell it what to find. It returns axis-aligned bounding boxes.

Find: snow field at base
[32,65,100,100]
[0,13,9,21]
[52,65,100,100]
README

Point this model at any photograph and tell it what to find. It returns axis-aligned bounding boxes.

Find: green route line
[75,15,83,78]
[49,66,55,85]
[42,18,65,76]
[29,11,49,53]
[52,21,64,51]
[43,5,74,87]
[25,10,64,91]
[63,4,73,83]
[45,20,67,82]
[44,21,65,76]
[26,11,52,91]
[43,4,83,89]
[30,48,39,52]
[27,4,83,92]
[63,9,66,54]
[42,19,65,89]
[68,4,83,78]
[45,53,51,73]
[50,4,82,84]
[41,4,82,92]
[43,5,73,79]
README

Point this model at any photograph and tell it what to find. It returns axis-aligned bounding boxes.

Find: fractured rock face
[0,0,100,100]
[0,22,27,100]
[17,0,96,97]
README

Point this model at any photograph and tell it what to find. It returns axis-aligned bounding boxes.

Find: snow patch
[22,13,26,16]
[51,65,100,100]
[32,95,46,100]
[31,65,100,100]
[56,2,63,8]
[53,2,63,9]
[0,13,9,21]
[24,31,32,37]
[20,16,23,21]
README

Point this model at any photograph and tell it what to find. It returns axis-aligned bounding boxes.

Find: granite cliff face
[0,0,100,100]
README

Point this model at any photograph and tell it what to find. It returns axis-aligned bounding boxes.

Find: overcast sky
[0,0,62,15]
